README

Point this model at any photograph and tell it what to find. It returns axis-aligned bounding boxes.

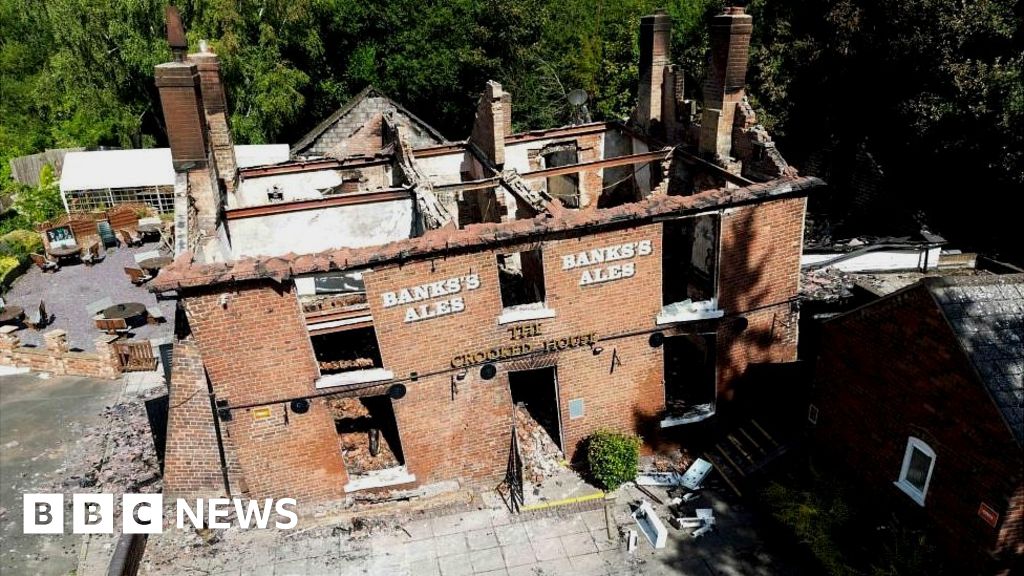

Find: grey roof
[928,274,1024,444]
[291,85,448,156]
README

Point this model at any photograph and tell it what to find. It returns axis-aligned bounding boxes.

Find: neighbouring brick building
[150,6,823,503]
[810,274,1024,574]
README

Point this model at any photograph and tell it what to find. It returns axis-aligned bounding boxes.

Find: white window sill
[893,480,927,506]
[497,306,556,325]
[344,466,416,492]
[315,368,393,389]
[660,403,716,428]
[656,299,724,325]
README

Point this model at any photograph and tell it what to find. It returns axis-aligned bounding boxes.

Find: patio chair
[146,306,166,325]
[25,301,48,330]
[124,267,153,285]
[95,317,131,335]
[30,253,59,273]
[117,229,141,247]
[81,242,103,266]
[86,297,114,317]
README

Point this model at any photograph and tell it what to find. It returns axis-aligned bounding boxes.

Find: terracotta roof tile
[150,175,824,292]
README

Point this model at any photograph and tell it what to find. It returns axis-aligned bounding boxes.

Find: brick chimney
[155,61,208,171]
[156,7,222,249]
[189,43,237,191]
[699,6,753,162]
[469,81,507,167]
[636,11,672,138]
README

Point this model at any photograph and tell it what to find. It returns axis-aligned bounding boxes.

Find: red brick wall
[363,225,665,485]
[716,198,804,398]
[164,338,226,498]
[812,286,1023,573]
[183,282,347,502]
[176,195,808,501]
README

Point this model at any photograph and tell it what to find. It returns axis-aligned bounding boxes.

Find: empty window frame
[497,248,546,309]
[542,143,580,209]
[311,326,384,375]
[894,437,936,506]
[662,214,719,305]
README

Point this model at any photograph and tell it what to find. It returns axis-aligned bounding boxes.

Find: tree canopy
[1,0,1020,258]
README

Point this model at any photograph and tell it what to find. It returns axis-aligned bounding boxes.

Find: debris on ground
[800,268,855,301]
[513,403,563,484]
[327,398,400,475]
[45,389,163,497]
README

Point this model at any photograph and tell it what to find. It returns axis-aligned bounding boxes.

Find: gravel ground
[4,242,175,351]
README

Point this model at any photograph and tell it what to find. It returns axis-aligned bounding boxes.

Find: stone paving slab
[5,243,174,351]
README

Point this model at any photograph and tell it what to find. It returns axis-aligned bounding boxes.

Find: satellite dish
[567,89,588,106]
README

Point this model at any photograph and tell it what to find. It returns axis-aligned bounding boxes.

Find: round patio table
[0,306,24,325]
[48,245,81,259]
[138,256,173,272]
[102,302,147,321]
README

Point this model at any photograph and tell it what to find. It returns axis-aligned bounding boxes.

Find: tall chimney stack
[469,81,507,167]
[190,44,237,190]
[699,6,753,161]
[155,62,208,171]
[636,10,672,137]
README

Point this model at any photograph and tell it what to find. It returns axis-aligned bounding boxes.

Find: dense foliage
[585,429,640,490]
[1,0,1020,257]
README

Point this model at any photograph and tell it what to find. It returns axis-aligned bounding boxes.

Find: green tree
[14,164,63,224]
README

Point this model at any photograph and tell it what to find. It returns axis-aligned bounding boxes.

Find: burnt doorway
[662,333,717,426]
[508,367,562,451]
[329,395,405,475]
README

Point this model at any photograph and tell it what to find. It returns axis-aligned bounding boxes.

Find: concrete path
[0,373,124,575]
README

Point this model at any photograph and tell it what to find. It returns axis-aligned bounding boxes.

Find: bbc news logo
[23,494,298,534]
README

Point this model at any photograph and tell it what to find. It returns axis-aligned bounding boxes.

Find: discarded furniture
[112,340,158,372]
[0,305,24,326]
[679,458,713,490]
[30,253,59,273]
[24,301,48,330]
[124,267,153,285]
[86,297,114,317]
[95,316,131,335]
[675,508,715,539]
[146,306,166,325]
[631,500,668,549]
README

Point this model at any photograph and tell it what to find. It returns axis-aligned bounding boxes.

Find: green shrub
[0,255,21,284]
[0,229,43,258]
[586,429,640,490]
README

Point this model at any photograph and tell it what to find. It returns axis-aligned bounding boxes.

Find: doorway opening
[661,333,717,427]
[509,367,561,450]
[329,395,414,491]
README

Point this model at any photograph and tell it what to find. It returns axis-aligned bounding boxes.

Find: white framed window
[894,437,936,506]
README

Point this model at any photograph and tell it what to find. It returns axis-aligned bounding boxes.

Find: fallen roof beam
[434,177,502,193]
[520,149,672,180]
[225,189,411,220]
[238,156,392,178]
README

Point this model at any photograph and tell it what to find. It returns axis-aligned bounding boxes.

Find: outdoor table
[0,306,24,326]
[102,302,147,323]
[137,223,162,238]
[47,245,81,260]
[138,256,173,272]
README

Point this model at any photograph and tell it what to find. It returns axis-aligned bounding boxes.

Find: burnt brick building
[811,274,1024,574]
[150,7,823,503]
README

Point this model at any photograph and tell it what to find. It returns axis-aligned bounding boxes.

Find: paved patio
[139,482,806,576]
[3,242,174,351]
